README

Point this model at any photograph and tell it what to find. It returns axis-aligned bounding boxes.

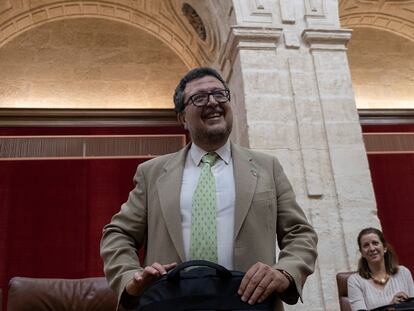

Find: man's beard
[194,123,232,147]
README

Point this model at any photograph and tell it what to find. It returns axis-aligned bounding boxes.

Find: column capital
[302,28,352,51]
[219,25,282,70]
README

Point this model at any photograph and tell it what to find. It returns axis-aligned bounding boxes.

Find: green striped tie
[189,152,218,262]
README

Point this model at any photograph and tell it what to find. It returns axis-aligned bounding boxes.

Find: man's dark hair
[357,227,399,279]
[173,67,228,113]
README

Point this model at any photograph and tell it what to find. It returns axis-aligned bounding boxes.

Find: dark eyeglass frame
[185,89,231,108]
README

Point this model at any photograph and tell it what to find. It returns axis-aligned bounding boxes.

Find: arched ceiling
[0,0,229,109]
[339,0,414,42]
[0,17,188,109]
[0,0,225,68]
[347,27,414,109]
[3,1,411,110]
[339,0,414,109]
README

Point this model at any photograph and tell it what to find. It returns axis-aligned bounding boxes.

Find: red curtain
[367,154,414,272]
[0,126,185,310]
[363,124,414,273]
[3,123,412,309]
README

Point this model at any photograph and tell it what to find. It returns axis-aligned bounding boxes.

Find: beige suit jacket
[100,143,318,310]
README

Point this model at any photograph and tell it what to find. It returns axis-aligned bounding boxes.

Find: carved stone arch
[340,13,414,42]
[165,0,224,67]
[0,0,216,68]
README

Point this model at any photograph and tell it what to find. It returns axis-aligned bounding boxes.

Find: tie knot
[201,153,217,166]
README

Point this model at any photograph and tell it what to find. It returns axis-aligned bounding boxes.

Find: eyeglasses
[185,89,231,108]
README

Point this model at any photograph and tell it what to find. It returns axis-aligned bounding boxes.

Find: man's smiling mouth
[203,112,222,120]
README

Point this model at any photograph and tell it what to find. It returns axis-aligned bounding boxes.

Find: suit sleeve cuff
[276,269,300,305]
[120,289,140,310]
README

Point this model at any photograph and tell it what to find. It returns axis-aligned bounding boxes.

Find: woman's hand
[391,291,409,304]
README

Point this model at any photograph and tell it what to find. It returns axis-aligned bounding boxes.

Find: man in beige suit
[101,67,318,310]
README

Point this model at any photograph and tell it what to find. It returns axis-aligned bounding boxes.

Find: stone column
[219,0,381,310]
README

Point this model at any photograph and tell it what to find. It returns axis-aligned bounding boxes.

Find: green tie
[189,152,218,262]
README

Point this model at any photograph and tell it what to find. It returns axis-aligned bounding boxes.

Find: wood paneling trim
[0,134,186,160]
[359,109,414,125]
[363,132,414,154]
[0,108,179,127]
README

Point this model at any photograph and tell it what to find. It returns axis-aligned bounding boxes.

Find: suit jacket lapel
[156,145,190,262]
[232,143,258,239]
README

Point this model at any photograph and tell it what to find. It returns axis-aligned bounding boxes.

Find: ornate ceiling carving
[339,0,414,41]
[181,3,206,41]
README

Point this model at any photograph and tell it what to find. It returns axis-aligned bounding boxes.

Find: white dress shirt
[180,141,235,269]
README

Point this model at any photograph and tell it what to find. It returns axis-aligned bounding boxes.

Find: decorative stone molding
[232,0,273,25]
[0,0,12,15]
[279,0,296,24]
[287,58,324,197]
[304,0,325,17]
[302,28,352,50]
[283,30,300,49]
[181,3,206,41]
[219,25,282,69]
[169,0,223,66]
[341,13,414,41]
[339,0,414,41]
[303,0,342,29]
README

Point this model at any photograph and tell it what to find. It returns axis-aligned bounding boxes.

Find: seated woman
[348,227,414,311]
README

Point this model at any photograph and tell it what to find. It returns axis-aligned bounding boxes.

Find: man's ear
[177,112,187,130]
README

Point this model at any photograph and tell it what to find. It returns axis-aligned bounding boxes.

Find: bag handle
[167,260,232,281]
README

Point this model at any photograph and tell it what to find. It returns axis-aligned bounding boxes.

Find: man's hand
[238,262,290,305]
[126,262,177,296]
[391,291,408,304]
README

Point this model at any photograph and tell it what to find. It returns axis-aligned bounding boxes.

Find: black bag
[371,297,414,311]
[137,260,276,311]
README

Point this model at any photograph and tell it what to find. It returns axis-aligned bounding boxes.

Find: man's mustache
[201,107,224,118]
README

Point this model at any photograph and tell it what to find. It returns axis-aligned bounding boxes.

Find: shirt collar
[190,140,231,166]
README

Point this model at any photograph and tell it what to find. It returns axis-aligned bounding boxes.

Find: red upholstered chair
[336,271,355,311]
[7,276,117,311]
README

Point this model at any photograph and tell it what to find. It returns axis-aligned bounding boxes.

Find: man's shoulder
[139,145,187,170]
[142,152,176,165]
[231,143,279,162]
[141,151,180,166]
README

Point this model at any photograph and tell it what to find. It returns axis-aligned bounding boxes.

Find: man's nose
[206,94,219,106]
